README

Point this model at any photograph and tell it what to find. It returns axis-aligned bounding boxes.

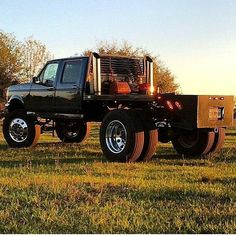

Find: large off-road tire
[100,109,144,162]
[135,112,158,162]
[3,109,40,148]
[172,129,215,156]
[209,128,225,153]
[55,121,91,143]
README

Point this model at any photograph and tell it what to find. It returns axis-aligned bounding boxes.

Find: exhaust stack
[92,52,102,95]
[146,56,154,95]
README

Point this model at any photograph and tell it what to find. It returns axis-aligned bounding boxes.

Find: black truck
[2,53,234,162]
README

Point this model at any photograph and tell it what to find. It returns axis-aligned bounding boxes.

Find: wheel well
[8,99,25,112]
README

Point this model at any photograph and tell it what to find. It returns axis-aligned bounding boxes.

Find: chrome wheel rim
[105,120,127,154]
[9,118,28,143]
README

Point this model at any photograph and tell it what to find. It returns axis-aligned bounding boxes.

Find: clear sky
[0,0,235,95]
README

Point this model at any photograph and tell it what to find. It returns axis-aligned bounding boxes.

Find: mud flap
[83,122,92,143]
[31,124,41,147]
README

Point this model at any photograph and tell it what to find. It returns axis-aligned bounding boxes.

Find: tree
[234,96,236,120]
[0,31,22,94]
[0,32,52,99]
[21,36,52,82]
[83,41,179,93]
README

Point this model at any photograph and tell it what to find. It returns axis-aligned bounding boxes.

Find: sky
[0,0,236,95]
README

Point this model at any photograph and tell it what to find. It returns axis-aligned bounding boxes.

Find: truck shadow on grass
[152,154,215,167]
[0,156,107,169]
[0,141,235,168]
[0,154,211,169]
[0,142,106,168]
[227,133,236,136]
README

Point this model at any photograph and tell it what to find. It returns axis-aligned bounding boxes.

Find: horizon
[0,0,235,96]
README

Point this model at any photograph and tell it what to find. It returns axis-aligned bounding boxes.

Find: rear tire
[135,112,158,162]
[172,129,215,156]
[139,129,158,161]
[100,109,144,162]
[3,110,39,148]
[55,121,91,143]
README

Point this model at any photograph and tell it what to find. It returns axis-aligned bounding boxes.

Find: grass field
[0,123,235,233]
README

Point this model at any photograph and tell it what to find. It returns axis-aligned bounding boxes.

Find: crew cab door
[29,61,59,112]
[54,58,88,113]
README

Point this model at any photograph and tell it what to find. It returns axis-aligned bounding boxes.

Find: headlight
[5,88,9,101]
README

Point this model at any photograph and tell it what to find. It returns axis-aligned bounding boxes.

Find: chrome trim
[105,120,127,154]
[9,118,28,143]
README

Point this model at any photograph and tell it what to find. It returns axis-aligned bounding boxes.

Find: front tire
[3,110,39,148]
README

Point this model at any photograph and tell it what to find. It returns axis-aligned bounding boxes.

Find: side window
[62,60,83,84]
[40,63,59,86]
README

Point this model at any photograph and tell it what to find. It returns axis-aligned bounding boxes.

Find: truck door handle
[47,87,55,91]
[72,85,78,89]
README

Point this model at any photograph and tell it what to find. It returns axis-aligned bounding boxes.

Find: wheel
[172,129,215,156]
[100,109,144,162]
[55,121,91,143]
[209,128,225,153]
[3,110,40,148]
[135,112,158,162]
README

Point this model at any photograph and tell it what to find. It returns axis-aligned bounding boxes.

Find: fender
[6,95,25,112]
[8,95,24,104]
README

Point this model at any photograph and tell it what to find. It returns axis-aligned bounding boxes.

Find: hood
[8,83,33,92]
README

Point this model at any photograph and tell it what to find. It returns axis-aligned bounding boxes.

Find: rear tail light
[166,100,174,110]
[175,101,183,110]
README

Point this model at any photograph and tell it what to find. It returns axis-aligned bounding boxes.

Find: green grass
[0,123,235,233]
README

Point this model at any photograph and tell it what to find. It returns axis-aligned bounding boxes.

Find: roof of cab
[47,56,89,63]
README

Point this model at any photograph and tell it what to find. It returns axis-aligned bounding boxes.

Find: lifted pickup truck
[2,53,234,162]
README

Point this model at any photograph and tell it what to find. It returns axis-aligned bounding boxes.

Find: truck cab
[27,57,88,114]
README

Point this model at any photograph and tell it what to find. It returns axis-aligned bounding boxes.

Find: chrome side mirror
[32,76,40,83]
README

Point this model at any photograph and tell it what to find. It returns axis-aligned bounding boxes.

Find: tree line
[0,31,179,100]
[0,31,52,98]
